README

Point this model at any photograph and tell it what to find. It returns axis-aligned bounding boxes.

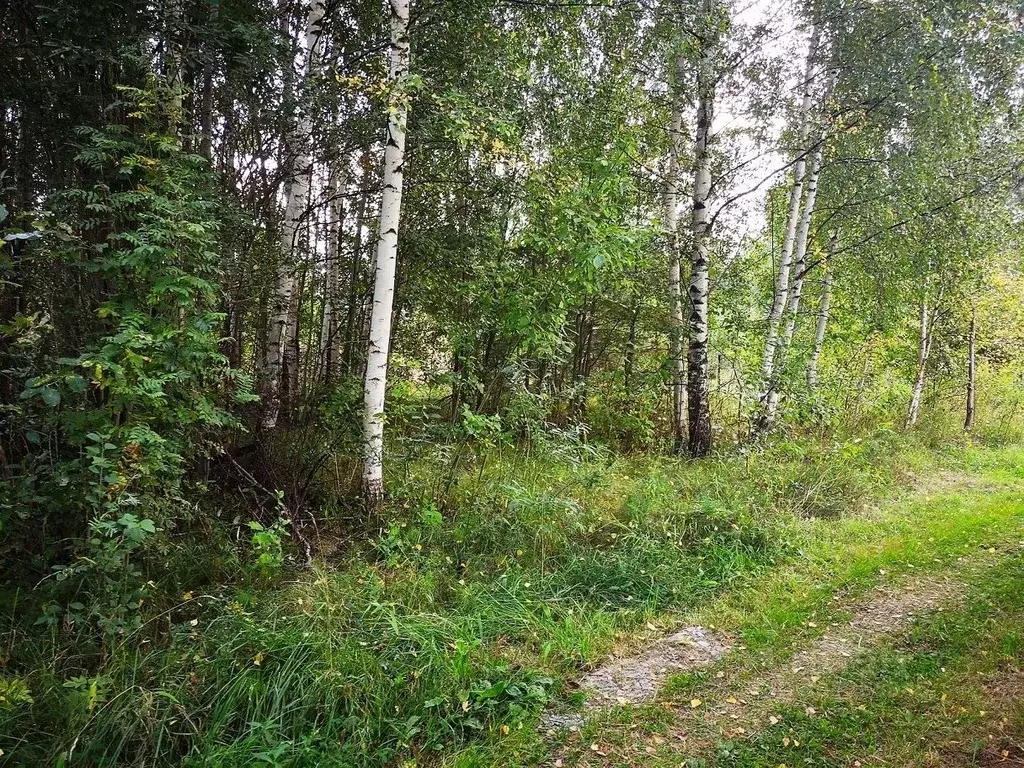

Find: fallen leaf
[805,707,816,716]
[727,696,738,704]
[690,698,702,708]
[500,724,510,735]
[769,715,780,725]
[783,737,791,747]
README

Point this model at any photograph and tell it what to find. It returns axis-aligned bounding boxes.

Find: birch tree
[805,231,837,389]
[685,0,724,459]
[664,54,688,455]
[964,308,976,431]
[906,288,940,429]
[757,143,825,427]
[362,0,412,506]
[757,24,821,396]
[262,0,327,429]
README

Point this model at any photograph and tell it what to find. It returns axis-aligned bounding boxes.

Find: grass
[713,552,1024,767]
[0,433,1021,766]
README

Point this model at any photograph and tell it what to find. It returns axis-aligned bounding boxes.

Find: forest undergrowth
[3,427,1021,767]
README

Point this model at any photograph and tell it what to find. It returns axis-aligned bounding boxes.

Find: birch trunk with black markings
[362,0,411,505]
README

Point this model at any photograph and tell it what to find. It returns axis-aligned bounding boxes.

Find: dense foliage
[0,0,1022,764]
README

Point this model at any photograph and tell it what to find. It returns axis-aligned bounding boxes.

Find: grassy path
[540,447,1024,768]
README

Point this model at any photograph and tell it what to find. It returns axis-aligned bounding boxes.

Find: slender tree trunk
[199,0,220,158]
[262,0,326,429]
[343,156,371,374]
[758,145,825,427]
[285,263,306,406]
[320,171,343,382]
[361,0,411,506]
[624,298,639,394]
[906,293,936,429]
[805,231,836,389]
[665,53,688,454]
[964,309,976,431]
[686,0,722,459]
[758,24,821,393]
[165,0,185,132]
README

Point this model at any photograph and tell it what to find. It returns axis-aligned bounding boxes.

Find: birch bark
[664,53,688,454]
[758,145,825,427]
[805,231,836,389]
[686,0,722,458]
[362,0,411,505]
[906,292,938,428]
[262,0,326,429]
[964,310,976,431]
[758,25,821,392]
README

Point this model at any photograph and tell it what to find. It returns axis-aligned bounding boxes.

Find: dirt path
[666,570,966,747]
[547,548,1018,765]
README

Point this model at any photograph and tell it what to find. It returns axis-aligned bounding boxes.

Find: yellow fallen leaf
[727,696,738,704]
[253,652,264,666]
[690,698,702,708]
[500,724,510,735]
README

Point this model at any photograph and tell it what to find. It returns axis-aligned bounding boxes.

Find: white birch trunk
[761,145,825,424]
[805,231,836,389]
[906,294,936,428]
[361,0,411,505]
[262,0,326,429]
[758,24,821,392]
[664,54,687,454]
[964,309,976,431]
[686,0,722,458]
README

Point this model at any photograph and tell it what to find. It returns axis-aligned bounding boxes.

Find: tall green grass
[0,430,966,766]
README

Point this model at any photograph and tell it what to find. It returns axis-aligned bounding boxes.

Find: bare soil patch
[541,626,729,732]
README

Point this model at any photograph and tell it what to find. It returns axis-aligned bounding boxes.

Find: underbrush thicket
[0,414,988,767]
